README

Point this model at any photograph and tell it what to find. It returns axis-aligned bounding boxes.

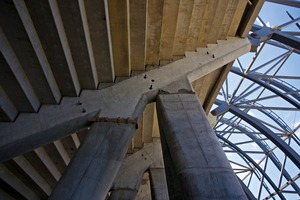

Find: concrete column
[148,138,169,200]
[49,122,136,200]
[109,145,153,200]
[156,93,247,199]
[159,122,183,200]
[149,168,169,200]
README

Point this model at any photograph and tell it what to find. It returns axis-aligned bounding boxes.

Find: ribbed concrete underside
[0,0,261,199]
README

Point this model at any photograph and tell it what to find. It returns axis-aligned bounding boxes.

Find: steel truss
[212,2,300,199]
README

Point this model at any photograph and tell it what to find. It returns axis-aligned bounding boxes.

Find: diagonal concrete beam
[12,155,52,196]
[109,144,154,199]
[49,122,137,200]
[0,164,39,200]
[0,37,250,162]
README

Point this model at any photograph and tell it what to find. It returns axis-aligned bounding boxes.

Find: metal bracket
[90,117,138,129]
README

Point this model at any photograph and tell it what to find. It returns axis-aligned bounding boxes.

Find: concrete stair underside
[0,0,248,122]
[0,0,261,199]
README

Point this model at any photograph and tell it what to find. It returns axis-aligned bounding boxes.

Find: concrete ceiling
[0,0,263,199]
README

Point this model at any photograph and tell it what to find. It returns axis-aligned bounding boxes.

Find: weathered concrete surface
[156,93,247,199]
[25,0,80,96]
[56,0,98,88]
[108,0,131,76]
[160,0,179,61]
[238,0,265,37]
[49,122,136,200]
[149,168,169,200]
[159,111,184,200]
[0,0,61,104]
[0,37,250,162]
[173,0,194,55]
[0,26,40,112]
[0,85,18,121]
[185,0,206,51]
[146,0,163,66]
[109,145,153,200]
[130,0,147,71]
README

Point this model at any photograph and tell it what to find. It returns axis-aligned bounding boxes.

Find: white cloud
[255,18,264,26]
[250,142,259,150]
[248,111,255,117]
[294,121,300,136]
[266,21,271,27]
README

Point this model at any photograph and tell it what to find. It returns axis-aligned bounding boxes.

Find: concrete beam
[148,139,169,199]
[193,69,221,105]
[160,0,180,61]
[130,0,147,71]
[0,1,60,104]
[26,0,80,96]
[0,85,18,122]
[203,62,233,114]
[134,116,144,149]
[0,164,39,200]
[228,0,248,37]
[159,110,184,199]
[0,26,40,112]
[71,133,81,149]
[13,0,61,104]
[143,103,155,143]
[149,168,169,200]
[49,122,137,200]
[78,0,99,87]
[53,140,70,165]
[207,0,229,43]
[218,0,239,39]
[152,105,160,138]
[48,0,81,95]
[0,189,15,200]
[185,0,206,51]
[0,1,60,103]
[146,0,163,66]
[238,0,265,37]
[0,37,250,162]
[56,0,98,89]
[156,93,247,199]
[84,0,113,83]
[197,1,218,47]
[12,155,52,196]
[110,145,153,199]
[34,147,61,181]
[108,0,131,77]
[173,0,194,56]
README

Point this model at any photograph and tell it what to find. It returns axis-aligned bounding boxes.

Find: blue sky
[214,2,300,199]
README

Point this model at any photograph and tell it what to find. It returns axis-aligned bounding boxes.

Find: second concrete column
[156,93,247,199]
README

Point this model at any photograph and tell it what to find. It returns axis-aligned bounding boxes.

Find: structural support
[156,93,247,199]
[109,145,153,199]
[49,122,137,200]
[0,37,250,162]
[149,168,169,200]
[212,100,300,168]
[148,139,169,200]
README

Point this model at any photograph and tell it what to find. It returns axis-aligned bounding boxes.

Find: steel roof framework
[212,2,300,199]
